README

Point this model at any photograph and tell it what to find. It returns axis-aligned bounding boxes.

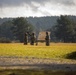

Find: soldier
[30,33,36,45]
[35,35,38,46]
[45,32,50,46]
[24,33,28,45]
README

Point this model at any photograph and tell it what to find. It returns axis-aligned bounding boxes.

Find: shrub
[65,52,76,60]
[0,37,11,43]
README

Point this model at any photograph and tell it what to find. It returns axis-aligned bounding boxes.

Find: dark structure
[45,32,50,46]
[30,33,36,45]
[24,33,28,45]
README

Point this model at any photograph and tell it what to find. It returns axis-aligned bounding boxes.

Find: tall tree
[0,21,13,39]
[55,15,76,42]
[12,17,34,42]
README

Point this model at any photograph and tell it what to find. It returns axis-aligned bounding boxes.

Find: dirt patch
[0,57,76,71]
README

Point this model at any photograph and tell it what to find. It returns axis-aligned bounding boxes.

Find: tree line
[50,15,76,43]
[0,17,34,42]
[0,15,76,43]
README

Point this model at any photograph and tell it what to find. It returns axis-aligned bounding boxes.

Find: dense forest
[0,16,58,31]
[0,15,76,43]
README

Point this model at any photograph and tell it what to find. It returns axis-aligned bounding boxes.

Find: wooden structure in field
[37,31,51,42]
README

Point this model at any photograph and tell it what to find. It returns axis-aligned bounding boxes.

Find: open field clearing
[0,43,76,72]
[0,43,76,59]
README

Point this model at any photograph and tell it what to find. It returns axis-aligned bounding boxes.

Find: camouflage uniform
[30,33,35,45]
[45,32,50,46]
[24,33,28,45]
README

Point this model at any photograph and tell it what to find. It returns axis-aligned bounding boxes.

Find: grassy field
[0,43,76,59]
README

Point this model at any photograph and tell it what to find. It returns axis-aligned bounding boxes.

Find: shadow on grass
[65,51,76,60]
[0,69,76,75]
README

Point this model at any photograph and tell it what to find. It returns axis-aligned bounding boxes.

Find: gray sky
[0,0,76,18]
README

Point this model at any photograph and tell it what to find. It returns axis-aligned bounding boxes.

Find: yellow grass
[0,43,76,59]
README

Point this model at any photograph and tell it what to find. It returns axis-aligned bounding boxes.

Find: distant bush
[0,37,11,43]
[11,40,20,43]
[65,52,76,60]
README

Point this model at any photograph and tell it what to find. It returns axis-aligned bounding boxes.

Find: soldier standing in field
[45,32,50,46]
[24,33,28,45]
[30,33,36,45]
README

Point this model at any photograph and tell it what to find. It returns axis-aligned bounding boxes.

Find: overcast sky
[0,0,76,18]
